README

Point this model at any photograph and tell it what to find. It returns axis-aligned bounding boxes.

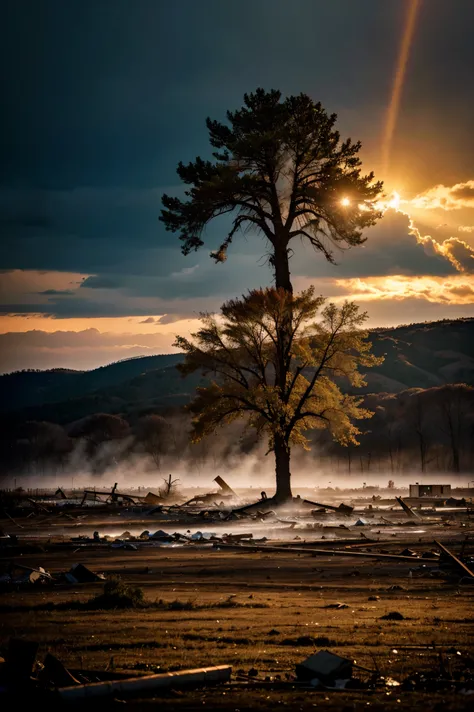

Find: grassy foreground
[1,546,473,710]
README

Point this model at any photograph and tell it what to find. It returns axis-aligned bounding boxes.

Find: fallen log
[57,665,232,701]
[434,539,474,579]
[214,542,440,562]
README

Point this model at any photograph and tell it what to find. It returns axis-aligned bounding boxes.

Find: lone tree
[161,88,383,292]
[162,89,383,500]
[175,287,382,502]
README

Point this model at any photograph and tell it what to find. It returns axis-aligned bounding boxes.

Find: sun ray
[381,0,422,176]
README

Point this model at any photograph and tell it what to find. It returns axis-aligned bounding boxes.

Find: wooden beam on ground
[215,542,439,562]
[27,498,51,513]
[214,476,238,498]
[57,665,232,701]
[303,499,354,515]
[4,511,23,529]
[395,496,422,520]
[263,537,378,548]
[434,539,474,578]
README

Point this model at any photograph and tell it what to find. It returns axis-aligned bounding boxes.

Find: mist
[2,383,474,492]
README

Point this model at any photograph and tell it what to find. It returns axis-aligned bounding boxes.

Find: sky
[1,0,474,373]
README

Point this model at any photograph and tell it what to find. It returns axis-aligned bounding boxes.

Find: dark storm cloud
[1,0,474,323]
[0,301,155,318]
[290,209,458,280]
[0,0,402,190]
[0,206,468,319]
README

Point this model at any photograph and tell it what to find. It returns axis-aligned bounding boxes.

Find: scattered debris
[435,539,474,579]
[65,563,105,584]
[6,638,39,682]
[0,562,52,587]
[40,652,81,687]
[58,664,232,700]
[295,650,353,684]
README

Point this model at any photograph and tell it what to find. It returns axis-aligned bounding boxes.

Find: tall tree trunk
[272,237,293,503]
[273,240,292,292]
[274,433,292,502]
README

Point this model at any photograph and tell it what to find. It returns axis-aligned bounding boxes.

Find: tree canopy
[175,287,382,499]
[161,88,383,291]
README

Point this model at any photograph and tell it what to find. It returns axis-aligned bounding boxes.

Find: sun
[341,197,351,207]
[388,191,401,210]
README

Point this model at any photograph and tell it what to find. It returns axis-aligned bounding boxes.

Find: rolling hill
[1,318,473,425]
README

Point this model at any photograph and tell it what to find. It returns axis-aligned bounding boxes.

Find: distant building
[409,483,451,498]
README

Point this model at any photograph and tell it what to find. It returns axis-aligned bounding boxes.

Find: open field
[1,529,474,710]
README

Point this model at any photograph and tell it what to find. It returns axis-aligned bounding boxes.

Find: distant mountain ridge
[0,354,184,413]
[1,318,473,424]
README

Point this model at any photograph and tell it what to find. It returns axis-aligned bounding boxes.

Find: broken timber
[27,498,51,513]
[57,665,232,701]
[435,539,474,579]
[303,499,354,515]
[396,496,422,520]
[214,475,238,498]
[4,511,24,529]
[215,542,440,562]
[81,484,140,507]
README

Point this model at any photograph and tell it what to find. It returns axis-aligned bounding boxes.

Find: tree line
[1,383,473,483]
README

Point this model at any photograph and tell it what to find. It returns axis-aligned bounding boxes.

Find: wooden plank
[303,499,354,515]
[214,476,238,498]
[395,496,422,520]
[434,539,474,578]
[57,665,232,701]
[257,537,378,548]
[215,543,439,562]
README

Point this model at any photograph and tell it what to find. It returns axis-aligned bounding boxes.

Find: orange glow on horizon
[0,314,199,335]
[334,273,474,305]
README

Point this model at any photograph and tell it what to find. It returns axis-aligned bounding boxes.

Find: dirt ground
[1,540,474,711]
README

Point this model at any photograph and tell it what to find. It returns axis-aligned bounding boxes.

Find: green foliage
[88,576,145,609]
[161,89,382,273]
[175,287,383,451]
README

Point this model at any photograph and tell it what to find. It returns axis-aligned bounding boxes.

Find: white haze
[3,439,472,493]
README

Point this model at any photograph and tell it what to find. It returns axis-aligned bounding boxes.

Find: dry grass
[1,546,473,710]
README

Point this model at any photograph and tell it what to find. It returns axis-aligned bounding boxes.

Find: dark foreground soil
[1,543,474,710]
